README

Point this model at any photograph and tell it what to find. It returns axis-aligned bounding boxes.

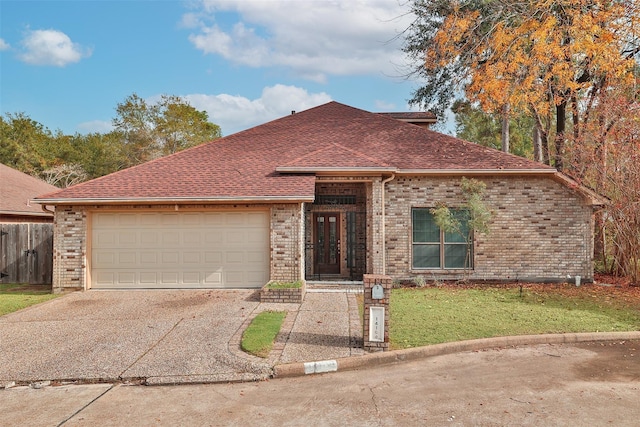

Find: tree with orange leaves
[404,0,640,170]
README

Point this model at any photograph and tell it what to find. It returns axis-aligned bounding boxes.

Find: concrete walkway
[0,288,364,386]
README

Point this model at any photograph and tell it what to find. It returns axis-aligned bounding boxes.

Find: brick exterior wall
[384,175,595,282]
[370,178,385,275]
[52,206,87,292]
[270,203,304,283]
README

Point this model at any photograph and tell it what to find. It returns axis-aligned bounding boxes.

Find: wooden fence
[0,223,53,285]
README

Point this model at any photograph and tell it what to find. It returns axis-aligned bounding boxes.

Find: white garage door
[91,211,269,289]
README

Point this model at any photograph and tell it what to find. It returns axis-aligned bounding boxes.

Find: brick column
[363,274,391,352]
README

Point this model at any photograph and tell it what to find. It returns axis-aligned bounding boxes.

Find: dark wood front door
[314,213,340,275]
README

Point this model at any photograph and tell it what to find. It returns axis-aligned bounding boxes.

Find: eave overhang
[33,195,316,206]
[276,166,557,176]
[0,209,53,217]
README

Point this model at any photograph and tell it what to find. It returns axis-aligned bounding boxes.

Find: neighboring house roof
[36,102,557,205]
[0,163,58,217]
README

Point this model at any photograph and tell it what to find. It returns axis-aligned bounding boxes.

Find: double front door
[314,212,340,275]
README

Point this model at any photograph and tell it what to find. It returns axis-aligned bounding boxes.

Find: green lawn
[0,284,59,316]
[241,310,287,357]
[389,286,640,349]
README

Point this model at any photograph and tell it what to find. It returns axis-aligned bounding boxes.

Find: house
[1,163,57,284]
[35,102,604,292]
[1,163,57,223]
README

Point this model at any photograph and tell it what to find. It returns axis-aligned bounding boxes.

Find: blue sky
[1,1,452,137]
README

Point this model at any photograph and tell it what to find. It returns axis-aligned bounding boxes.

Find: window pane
[412,209,440,243]
[444,244,467,269]
[413,244,440,268]
[444,210,470,243]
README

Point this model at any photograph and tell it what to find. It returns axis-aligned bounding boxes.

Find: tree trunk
[501,104,510,153]
[533,125,543,163]
[555,101,567,171]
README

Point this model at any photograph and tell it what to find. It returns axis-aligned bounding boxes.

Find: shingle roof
[36,102,555,203]
[0,163,58,216]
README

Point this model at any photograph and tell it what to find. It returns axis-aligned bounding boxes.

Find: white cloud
[0,39,10,51]
[76,120,113,134]
[185,1,413,82]
[19,29,91,66]
[183,84,332,135]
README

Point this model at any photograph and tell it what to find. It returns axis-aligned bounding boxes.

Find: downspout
[380,174,395,275]
[41,204,54,215]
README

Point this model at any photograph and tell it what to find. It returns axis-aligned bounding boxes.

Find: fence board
[0,223,53,285]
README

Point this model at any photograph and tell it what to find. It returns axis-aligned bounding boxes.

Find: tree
[112,93,221,167]
[41,164,87,188]
[564,80,640,284]
[404,0,640,169]
[452,100,534,159]
[0,112,54,174]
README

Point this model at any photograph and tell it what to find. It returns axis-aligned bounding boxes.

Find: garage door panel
[160,252,179,264]
[247,251,267,263]
[140,272,158,284]
[140,232,158,245]
[183,272,201,284]
[204,231,223,244]
[118,252,137,265]
[161,214,179,226]
[204,271,223,285]
[94,231,116,247]
[204,213,224,226]
[204,251,223,264]
[183,231,202,245]
[225,251,244,263]
[182,213,202,226]
[91,211,269,289]
[94,251,115,266]
[117,272,136,284]
[182,252,201,264]
[140,252,158,265]
[162,232,180,245]
[160,272,179,284]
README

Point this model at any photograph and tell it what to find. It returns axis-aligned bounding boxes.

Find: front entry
[314,212,340,275]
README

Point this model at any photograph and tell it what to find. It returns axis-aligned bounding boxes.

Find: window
[412,208,473,269]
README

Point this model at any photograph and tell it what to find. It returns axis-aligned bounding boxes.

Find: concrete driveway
[0,290,276,385]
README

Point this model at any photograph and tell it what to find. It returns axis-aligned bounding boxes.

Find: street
[3,341,639,426]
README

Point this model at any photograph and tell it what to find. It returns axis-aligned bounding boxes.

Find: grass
[0,284,59,316]
[388,286,640,350]
[265,280,303,289]
[241,310,287,357]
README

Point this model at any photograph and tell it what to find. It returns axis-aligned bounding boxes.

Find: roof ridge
[279,143,334,167]
[328,142,390,167]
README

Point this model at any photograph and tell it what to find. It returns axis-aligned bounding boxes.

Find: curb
[273,331,640,379]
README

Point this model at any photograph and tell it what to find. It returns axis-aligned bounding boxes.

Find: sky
[1,0,454,137]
